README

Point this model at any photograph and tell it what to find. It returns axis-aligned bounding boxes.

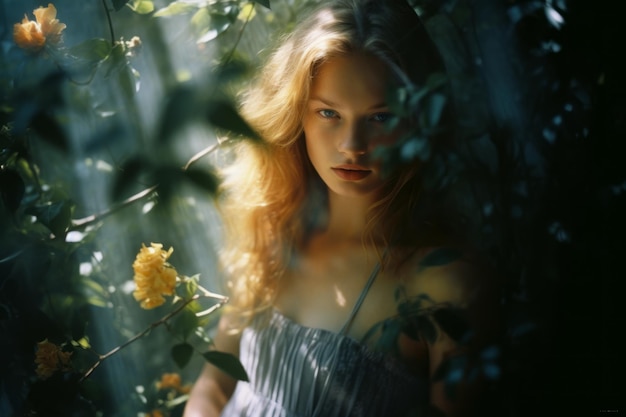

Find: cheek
[304,130,322,168]
[304,125,329,161]
[376,122,407,144]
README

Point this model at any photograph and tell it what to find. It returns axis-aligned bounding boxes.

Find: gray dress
[221,263,428,417]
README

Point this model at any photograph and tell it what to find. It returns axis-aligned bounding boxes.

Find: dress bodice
[220,309,428,417]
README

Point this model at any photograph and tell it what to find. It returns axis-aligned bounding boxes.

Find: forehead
[310,53,391,102]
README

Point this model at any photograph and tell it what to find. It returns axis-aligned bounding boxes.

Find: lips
[331,164,372,181]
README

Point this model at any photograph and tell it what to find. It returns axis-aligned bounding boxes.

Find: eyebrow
[309,96,388,111]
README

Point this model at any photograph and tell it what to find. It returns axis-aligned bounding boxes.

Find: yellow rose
[133,243,178,309]
[34,339,72,380]
[13,3,66,52]
[13,18,46,51]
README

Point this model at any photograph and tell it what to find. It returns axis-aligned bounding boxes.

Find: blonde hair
[219,0,450,324]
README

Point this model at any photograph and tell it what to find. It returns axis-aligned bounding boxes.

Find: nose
[336,120,367,155]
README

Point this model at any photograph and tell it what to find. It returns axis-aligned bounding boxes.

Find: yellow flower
[13,3,66,52]
[13,19,45,51]
[34,339,72,380]
[133,243,178,309]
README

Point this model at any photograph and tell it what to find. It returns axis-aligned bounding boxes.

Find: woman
[185,0,498,416]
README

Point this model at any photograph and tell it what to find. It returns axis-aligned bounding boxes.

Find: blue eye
[318,109,338,119]
[371,112,392,123]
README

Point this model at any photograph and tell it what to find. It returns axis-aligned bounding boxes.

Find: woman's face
[303,53,404,200]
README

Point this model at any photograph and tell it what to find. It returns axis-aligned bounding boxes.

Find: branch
[182,141,221,171]
[71,184,157,229]
[70,140,225,230]
[222,2,255,65]
[102,0,116,46]
[80,293,228,381]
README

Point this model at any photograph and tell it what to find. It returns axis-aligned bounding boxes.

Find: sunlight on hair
[316,9,335,25]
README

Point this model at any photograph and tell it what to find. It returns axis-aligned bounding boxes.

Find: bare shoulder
[401,247,490,308]
[395,246,501,346]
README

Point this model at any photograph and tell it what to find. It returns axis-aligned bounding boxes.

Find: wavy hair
[218,0,451,325]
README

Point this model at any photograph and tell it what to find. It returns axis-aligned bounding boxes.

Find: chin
[329,183,383,200]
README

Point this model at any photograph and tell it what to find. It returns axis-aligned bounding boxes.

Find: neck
[323,191,377,243]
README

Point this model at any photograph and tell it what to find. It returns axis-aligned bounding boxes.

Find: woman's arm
[183,314,241,417]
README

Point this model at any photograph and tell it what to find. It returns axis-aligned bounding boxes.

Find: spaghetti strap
[339,259,383,335]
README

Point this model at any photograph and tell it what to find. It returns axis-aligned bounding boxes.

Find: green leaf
[416,315,437,344]
[70,306,90,340]
[171,343,194,368]
[206,100,260,140]
[154,1,198,17]
[129,0,154,14]
[202,351,249,381]
[83,278,108,298]
[400,317,419,340]
[360,321,383,344]
[195,6,238,43]
[31,112,69,152]
[12,72,64,135]
[184,168,220,196]
[191,8,211,36]
[173,307,200,341]
[213,60,250,84]
[118,66,137,99]
[26,201,73,237]
[157,86,197,143]
[130,67,141,92]
[185,276,199,299]
[87,296,108,307]
[425,92,447,128]
[397,296,427,317]
[153,166,184,203]
[238,3,256,21]
[103,44,128,78]
[374,319,402,354]
[68,38,111,64]
[253,0,270,8]
[111,157,147,201]
[425,72,447,90]
[0,169,25,213]
[401,137,430,161]
[197,18,232,43]
[432,308,470,343]
[418,248,462,269]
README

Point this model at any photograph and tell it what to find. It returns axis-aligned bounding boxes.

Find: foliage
[0,1,297,416]
[409,0,624,415]
[0,0,622,416]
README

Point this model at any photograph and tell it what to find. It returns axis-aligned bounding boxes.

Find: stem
[70,139,228,231]
[195,282,229,303]
[0,250,23,264]
[223,2,255,65]
[48,46,99,86]
[71,185,158,228]
[80,294,228,381]
[102,0,116,46]
[182,141,221,171]
[195,302,225,317]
